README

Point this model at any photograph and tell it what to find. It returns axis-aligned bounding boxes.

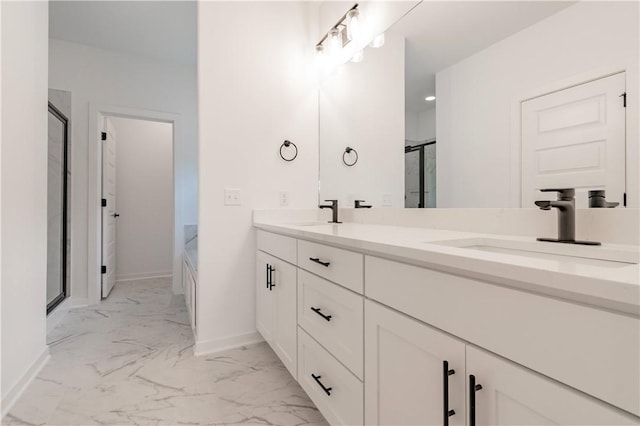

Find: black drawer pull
[311,374,332,396]
[469,374,483,426]
[309,257,330,267]
[443,361,456,425]
[311,307,332,321]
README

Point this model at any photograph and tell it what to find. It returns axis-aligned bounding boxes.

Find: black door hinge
[101,198,107,207]
[623,193,627,207]
[101,265,107,274]
[620,92,626,108]
[101,132,107,141]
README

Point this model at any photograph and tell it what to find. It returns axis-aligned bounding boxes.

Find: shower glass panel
[47,103,69,313]
[404,141,436,208]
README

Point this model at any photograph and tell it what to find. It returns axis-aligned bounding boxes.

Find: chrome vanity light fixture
[316,4,379,70]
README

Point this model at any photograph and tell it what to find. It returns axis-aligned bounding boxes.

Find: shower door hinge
[101,265,107,274]
[102,198,107,207]
[620,92,626,108]
[101,132,107,141]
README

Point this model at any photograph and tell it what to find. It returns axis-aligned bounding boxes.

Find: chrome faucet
[319,199,341,223]
[534,188,600,245]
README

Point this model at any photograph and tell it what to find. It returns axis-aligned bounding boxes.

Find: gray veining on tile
[2,278,326,426]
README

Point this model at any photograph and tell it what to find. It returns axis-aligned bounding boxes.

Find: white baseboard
[116,271,172,282]
[47,298,71,333]
[1,347,50,417]
[194,331,264,357]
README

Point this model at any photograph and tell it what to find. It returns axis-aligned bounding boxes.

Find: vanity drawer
[298,240,363,293]
[298,270,364,379]
[366,255,640,416]
[257,230,296,264]
[298,327,364,426]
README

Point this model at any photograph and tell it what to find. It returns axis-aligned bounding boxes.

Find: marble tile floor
[2,277,327,426]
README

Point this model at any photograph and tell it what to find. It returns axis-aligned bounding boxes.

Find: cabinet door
[256,251,274,344]
[466,346,638,425]
[365,300,466,426]
[271,256,298,379]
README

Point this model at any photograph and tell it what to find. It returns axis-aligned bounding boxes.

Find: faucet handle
[540,188,575,199]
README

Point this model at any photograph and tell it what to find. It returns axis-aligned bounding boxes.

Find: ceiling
[49,1,197,65]
[396,1,574,112]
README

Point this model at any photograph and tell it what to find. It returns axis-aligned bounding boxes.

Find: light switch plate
[382,194,392,207]
[224,188,241,206]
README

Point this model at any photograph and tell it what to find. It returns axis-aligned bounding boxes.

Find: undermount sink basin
[430,238,639,268]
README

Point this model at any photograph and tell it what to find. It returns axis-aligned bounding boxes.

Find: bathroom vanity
[253,220,639,425]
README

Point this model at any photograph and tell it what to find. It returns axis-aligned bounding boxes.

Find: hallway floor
[2,278,326,426]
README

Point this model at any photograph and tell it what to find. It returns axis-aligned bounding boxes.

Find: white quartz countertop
[253,220,640,315]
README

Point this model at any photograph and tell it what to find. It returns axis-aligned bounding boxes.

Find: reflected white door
[101,118,118,298]
[522,73,626,208]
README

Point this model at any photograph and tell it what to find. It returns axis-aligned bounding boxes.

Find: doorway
[99,115,175,299]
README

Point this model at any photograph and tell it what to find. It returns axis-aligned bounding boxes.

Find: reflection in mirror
[319,1,639,209]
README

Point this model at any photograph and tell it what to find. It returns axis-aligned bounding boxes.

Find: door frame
[508,60,638,207]
[88,103,183,305]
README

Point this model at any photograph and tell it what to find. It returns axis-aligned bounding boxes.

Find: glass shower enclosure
[47,102,69,313]
[404,139,436,208]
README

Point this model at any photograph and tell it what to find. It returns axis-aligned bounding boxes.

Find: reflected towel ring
[343,147,358,166]
[280,140,298,162]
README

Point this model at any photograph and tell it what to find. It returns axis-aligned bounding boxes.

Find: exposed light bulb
[351,49,364,63]
[315,45,325,67]
[346,9,361,42]
[329,28,342,56]
[370,33,385,48]
[425,95,436,102]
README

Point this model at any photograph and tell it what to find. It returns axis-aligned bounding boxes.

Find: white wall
[436,1,639,208]
[197,1,319,353]
[111,118,173,282]
[320,33,405,208]
[406,107,435,142]
[48,39,198,302]
[1,0,49,413]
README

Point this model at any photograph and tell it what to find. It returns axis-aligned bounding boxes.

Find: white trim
[46,298,71,333]
[70,297,89,308]
[88,103,184,305]
[116,271,173,282]
[0,348,50,417]
[509,60,638,207]
[193,331,264,357]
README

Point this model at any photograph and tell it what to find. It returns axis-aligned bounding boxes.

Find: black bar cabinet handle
[469,374,483,426]
[311,374,332,396]
[443,361,456,425]
[265,264,270,289]
[309,257,331,267]
[311,307,332,322]
[268,266,275,291]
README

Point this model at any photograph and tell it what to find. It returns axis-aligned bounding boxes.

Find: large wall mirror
[318,1,639,209]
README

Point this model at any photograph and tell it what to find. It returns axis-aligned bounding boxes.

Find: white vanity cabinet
[256,235,298,379]
[364,300,466,426]
[466,345,637,425]
[254,228,639,426]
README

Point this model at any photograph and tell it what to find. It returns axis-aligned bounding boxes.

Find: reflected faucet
[354,200,372,208]
[534,188,600,245]
[319,199,341,223]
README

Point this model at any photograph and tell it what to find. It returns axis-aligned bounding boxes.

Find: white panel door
[101,118,118,298]
[522,73,626,208]
[466,345,637,425]
[365,300,466,426]
[271,255,298,380]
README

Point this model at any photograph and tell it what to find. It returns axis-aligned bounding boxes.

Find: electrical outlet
[279,191,289,206]
[224,188,241,206]
[382,193,392,207]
